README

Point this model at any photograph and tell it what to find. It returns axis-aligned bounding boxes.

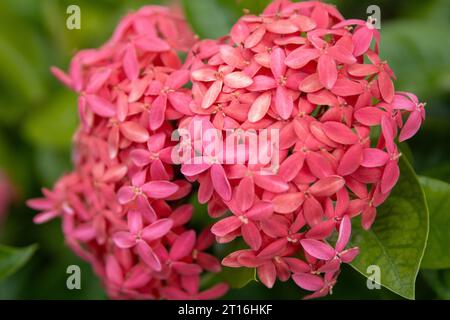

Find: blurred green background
[0,0,448,299]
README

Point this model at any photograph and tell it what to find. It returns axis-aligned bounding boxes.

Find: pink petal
[381,160,399,194]
[181,162,212,176]
[381,116,397,155]
[266,19,299,34]
[318,54,337,89]
[241,221,262,250]
[275,86,294,119]
[309,175,345,197]
[300,239,335,260]
[336,215,351,252]
[257,262,276,288]
[279,152,305,181]
[136,241,161,271]
[270,47,286,79]
[244,26,266,48]
[211,164,232,201]
[106,255,124,286]
[378,71,394,103]
[257,239,287,259]
[303,196,324,226]
[117,186,135,204]
[33,210,59,224]
[248,92,272,123]
[211,216,242,237]
[27,198,53,211]
[231,21,250,44]
[348,63,379,77]
[169,92,193,115]
[352,27,373,57]
[166,69,190,89]
[202,80,223,109]
[253,174,289,193]
[305,151,335,179]
[285,48,320,69]
[142,181,179,199]
[197,283,229,300]
[136,195,157,222]
[113,231,136,248]
[123,44,139,81]
[292,273,324,291]
[123,265,151,289]
[327,45,356,64]
[120,121,149,143]
[340,247,360,263]
[354,107,384,126]
[322,121,358,145]
[362,205,376,230]
[273,192,304,213]
[134,35,170,52]
[50,66,72,88]
[331,78,364,96]
[85,94,116,117]
[236,176,255,212]
[361,148,389,167]
[224,72,253,89]
[170,230,196,261]
[246,202,274,220]
[192,68,217,82]
[86,68,112,93]
[220,45,247,69]
[149,94,167,130]
[285,258,311,274]
[399,111,421,142]
[128,210,143,234]
[130,149,151,167]
[248,75,277,91]
[299,73,323,93]
[141,218,173,241]
[337,143,363,176]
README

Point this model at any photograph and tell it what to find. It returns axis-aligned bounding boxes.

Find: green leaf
[22,90,78,151]
[214,266,256,289]
[182,0,237,39]
[217,0,272,15]
[419,177,450,269]
[0,244,37,282]
[350,156,429,299]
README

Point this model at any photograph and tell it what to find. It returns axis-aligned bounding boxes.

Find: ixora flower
[28,6,226,300]
[179,0,426,298]
[29,0,425,300]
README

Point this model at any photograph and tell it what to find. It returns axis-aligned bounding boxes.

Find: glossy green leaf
[214,266,255,289]
[182,0,237,39]
[350,156,429,299]
[419,177,450,269]
[0,244,37,282]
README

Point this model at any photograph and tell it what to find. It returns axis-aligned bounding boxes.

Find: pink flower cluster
[28,6,226,300]
[28,0,426,299]
[179,0,425,298]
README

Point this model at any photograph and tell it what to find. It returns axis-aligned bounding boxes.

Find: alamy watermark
[171,120,280,175]
[366,265,381,290]
[66,5,81,30]
[66,265,81,290]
